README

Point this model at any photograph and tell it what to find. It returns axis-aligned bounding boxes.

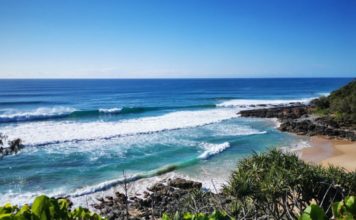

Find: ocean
[0,78,352,205]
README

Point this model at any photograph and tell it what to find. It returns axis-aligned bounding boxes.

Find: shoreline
[67,125,356,211]
[299,136,356,171]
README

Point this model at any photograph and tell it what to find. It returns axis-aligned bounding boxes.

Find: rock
[143,191,150,198]
[168,178,202,190]
[105,196,114,201]
[278,119,356,141]
[239,104,356,141]
[239,105,309,119]
[93,178,210,219]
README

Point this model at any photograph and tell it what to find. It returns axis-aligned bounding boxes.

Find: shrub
[300,196,356,220]
[223,149,356,219]
[162,210,232,220]
[311,96,329,110]
[0,195,105,220]
[311,79,356,125]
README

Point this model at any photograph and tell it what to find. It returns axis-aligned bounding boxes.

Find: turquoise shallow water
[0,78,352,204]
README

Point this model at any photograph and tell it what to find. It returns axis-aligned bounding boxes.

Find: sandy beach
[300,136,356,172]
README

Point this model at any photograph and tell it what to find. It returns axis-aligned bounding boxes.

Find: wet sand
[300,136,356,172]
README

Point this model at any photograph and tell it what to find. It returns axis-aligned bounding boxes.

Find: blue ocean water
[0,78,352,205]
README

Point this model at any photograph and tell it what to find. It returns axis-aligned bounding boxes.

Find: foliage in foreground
[222,149,355,219]
[300,196,356,220]
[161,196,356,220]
[162,210,231,220]
[160,149,355,219]
[0,195,105,220]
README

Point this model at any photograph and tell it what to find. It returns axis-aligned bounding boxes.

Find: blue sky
[0,0,355,78]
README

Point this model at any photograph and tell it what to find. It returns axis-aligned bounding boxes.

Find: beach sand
[300,136,356,172]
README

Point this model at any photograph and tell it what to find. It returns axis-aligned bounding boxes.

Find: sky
[0,0,355,78]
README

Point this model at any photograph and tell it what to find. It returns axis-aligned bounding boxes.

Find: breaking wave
[59,142,233,198]
[0,104,216,123]
[0,107,76,123]
[198,142,231,159]
[2,109,238,146]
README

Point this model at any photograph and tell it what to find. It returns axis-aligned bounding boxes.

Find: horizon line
[0,76,354,80]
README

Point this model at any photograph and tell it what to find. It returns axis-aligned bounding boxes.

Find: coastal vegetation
[222,149,355,219]
[0,195,104,220]
[311,79,356,128]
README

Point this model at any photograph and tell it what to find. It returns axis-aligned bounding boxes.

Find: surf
[0,104,217,123]
[1,108,239,146]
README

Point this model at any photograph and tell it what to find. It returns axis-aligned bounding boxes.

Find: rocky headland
[239,104,356,141]
[240,79,356,141]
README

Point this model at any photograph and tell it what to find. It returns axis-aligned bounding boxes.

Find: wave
[2,108,238,146]
[98,108,122,113]
[0,104,217,123]
[0,107,76,123]
[0,139,247,204]
[68,142,232,198]
[198,142,231,159]
[216,97,315,108]
[68,164,187,198]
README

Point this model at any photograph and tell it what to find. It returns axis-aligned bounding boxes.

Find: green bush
[0,195,105,220]
[311,96,330,110]
[223,149,356,219]
[312,79,356,125]
[300,196,356,220]
[162,210,232,220]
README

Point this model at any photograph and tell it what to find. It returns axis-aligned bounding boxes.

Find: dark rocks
[239,105,309,119]
[239,105,356,141]
[279,119,356,141]
[168,178,202,190]
[93,178,206,220]
[147,183,166,192]
[0,137,24,158]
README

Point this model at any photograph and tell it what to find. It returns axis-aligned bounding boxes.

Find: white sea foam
[2,109,238,146]
[55,141,234,200]
[98,108,122,113]
[216,98,315,108]
[198,142,231,159]
[279,139,312,158]
[317,92,330,97]
[0,107,76,122]
[206,123,267,137]
[0,189,66,207]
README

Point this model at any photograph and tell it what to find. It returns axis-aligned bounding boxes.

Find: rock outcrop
[240,105,356,141]
[239,105,309,119]
[92,178,217,220]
